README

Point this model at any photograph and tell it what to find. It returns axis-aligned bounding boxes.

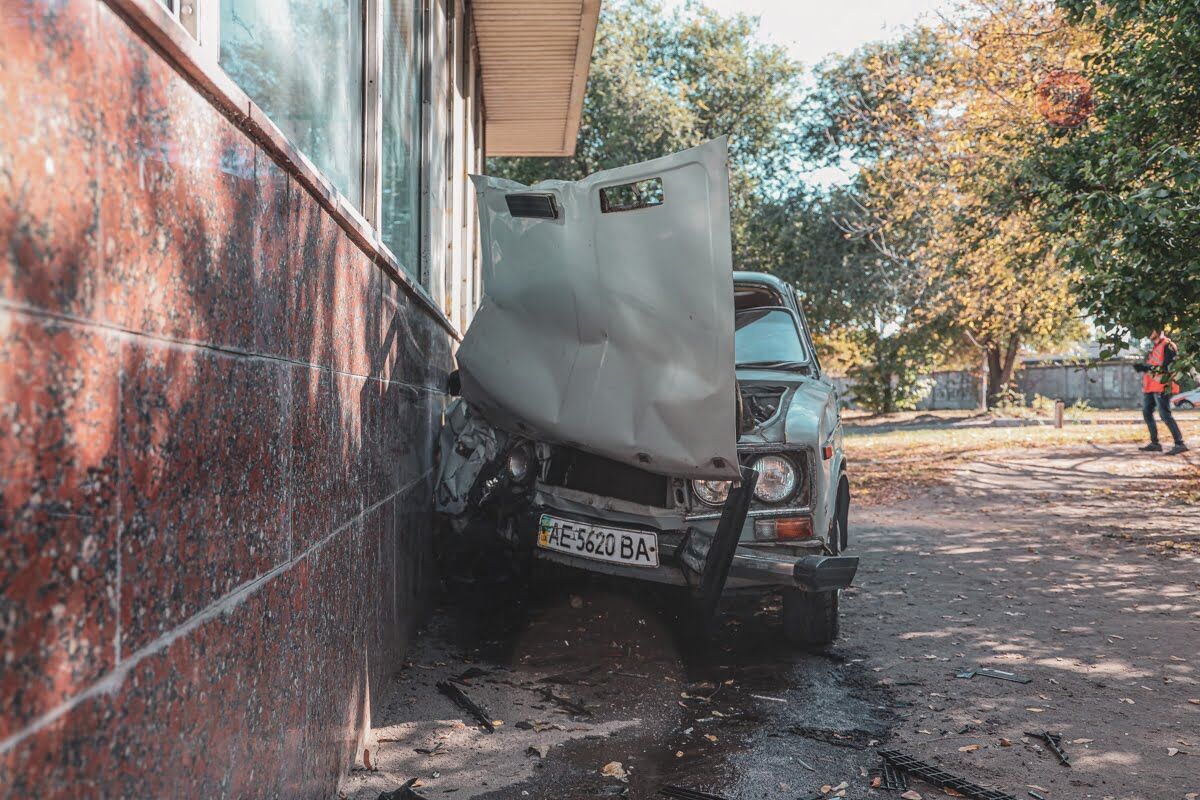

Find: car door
[458,138,739,481]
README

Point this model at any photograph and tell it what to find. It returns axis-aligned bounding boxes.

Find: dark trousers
[1142,391,1184,445]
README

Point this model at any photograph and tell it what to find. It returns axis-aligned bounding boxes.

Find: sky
[662,0,957,67]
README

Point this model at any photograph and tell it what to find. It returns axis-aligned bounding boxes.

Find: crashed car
[434,139,857,644]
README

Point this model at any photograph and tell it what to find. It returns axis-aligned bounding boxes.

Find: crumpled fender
[434,398,505,519]
[457,139,739,481]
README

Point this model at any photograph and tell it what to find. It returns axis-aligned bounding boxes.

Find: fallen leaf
[944,789,964,797]
[1026,707,1045,713]
[999,738,1012,747]
[1072,738,1094,744]
[1167,747,1184,756]
[675,751,684,758]
[871,777,882,788]
[820,786,832,794]
[1120,698,1135,704]
[363,748,375,771]
[601,761,628,781]
[958,744,981,752]
[901,791,924,800]
[704,734,718,743]
[1188,699,1200,705]
[832,782,849,791]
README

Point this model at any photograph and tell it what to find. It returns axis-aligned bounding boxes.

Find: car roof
[733,271,791,292]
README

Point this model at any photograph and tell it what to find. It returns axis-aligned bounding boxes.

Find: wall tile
[252,147,291,356]
[286,189,341,369]
[119,341,290,652]
[0,565,312,799]
[95,3,258,351]
[0,0,101,318]
[380,279,455,391]
[0,312,119,738]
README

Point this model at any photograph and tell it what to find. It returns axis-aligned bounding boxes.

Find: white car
[1172,387,1200,408]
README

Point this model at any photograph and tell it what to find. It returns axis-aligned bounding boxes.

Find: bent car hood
[458,138,738,480]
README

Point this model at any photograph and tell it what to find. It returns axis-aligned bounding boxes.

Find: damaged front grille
[542,447,673,508]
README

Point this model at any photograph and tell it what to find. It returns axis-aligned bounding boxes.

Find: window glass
[219,0,364,204]
[380,0,422,274]
[735,308,810,366]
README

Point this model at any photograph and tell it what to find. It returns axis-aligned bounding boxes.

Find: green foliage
[485,0,804,252]
[1037,0,1200,372]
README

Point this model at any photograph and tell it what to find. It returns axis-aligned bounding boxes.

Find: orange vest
[1143,337,1181,394]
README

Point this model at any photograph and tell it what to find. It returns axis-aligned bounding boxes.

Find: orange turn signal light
[822,444,834,460]
[754,516,813,541]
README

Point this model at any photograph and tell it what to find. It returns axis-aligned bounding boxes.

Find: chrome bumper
[729,548,859,592]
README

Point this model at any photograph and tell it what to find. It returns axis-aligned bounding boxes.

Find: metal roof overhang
[473,0,600,157]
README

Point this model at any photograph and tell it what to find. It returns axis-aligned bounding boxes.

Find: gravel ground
[340,443,1199,800]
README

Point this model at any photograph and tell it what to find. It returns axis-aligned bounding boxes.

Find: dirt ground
[341,423,1199,800]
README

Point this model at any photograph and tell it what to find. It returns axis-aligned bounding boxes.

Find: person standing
[1134,329,1188,455]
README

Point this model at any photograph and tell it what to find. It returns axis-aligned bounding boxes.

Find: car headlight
[506,445,533,482]
[691,479,731,506]
[751,454,797,503]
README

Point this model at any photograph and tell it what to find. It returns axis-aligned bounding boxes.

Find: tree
[802,1,1090,404]
[1036,0,1200,372]
[486,0,805,256]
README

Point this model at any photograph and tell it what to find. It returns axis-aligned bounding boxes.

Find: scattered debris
[454,666,490,682]
[1027,792,1046,800]
[539,686,592,716]
[879,750,1018,800]
[413,741,447,756]
[658,785,732,800]
[377,778,431,800]
[601,761,629,781]
[526,744,550,758]
[749,693,787,703]
[900,791,923,800]
[795,757,816,772]
[363,747,376,771]
[1024,731,1070,767]
[955,668,1031,684]
[876,757,909,791]
[515,719,565,732]
[436,680,496,733]
[790,725,874,750]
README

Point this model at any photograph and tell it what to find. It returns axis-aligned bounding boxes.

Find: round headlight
[751,454,797,503]
[506,447,532,481]
[691,479,731,506]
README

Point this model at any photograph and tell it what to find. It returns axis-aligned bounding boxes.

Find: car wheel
[1181,400,1195,409]
[782,587,839,646]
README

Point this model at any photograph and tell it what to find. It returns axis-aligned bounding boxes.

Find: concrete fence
[835,359,1146,410]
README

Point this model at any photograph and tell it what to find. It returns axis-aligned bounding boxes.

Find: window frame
[111,0,467,337]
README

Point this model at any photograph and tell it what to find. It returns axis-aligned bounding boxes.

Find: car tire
[782,588,839,646]
[1180,400,1195,409]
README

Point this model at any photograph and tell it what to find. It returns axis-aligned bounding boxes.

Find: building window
[380,0,422,274]
[219,0,365,204]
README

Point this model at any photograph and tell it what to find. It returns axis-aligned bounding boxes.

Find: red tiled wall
[0,0,452,795]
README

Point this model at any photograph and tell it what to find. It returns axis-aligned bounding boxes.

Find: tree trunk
[985,334,1022,407]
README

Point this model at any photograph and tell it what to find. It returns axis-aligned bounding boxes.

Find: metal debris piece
[1028,792,1047,800]
[658,785,731,800]
[377,778,431,800]
[877,758,909,791]
[1024,731,1070,767]
[436,680,496,733]
[879,750,1018,800]
[955,668,1032,684]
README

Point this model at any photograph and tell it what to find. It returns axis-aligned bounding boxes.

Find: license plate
[536,514,659,568]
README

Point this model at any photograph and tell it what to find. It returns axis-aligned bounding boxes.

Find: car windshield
[735,307,809,367]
